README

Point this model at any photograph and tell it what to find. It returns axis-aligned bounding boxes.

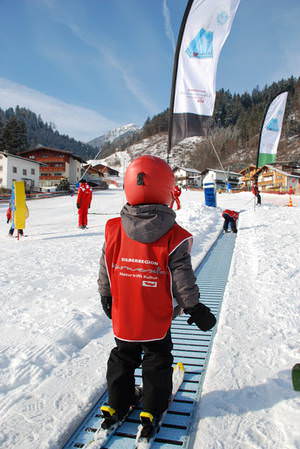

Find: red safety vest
[222,209,239,221]
[105,217,192,342]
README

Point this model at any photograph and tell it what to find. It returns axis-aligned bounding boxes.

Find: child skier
[6,206,18,236]
[251,182,261,205]
[222,209,239,233]
[76,179,92,229]
[97,155,216,440]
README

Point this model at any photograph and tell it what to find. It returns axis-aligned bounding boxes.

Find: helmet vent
[137,172,145,185]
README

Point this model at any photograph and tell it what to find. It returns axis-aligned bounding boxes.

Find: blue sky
[0,0,300,142]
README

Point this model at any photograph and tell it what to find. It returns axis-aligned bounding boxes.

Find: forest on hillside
[1,76,300,167]
[100,76,300,163]
[0,106,96,160]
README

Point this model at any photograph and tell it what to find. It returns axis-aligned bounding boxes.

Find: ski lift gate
[62,232,236,449]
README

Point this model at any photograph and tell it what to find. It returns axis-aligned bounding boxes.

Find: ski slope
[0,189,299,449]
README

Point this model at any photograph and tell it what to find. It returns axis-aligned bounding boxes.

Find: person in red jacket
[251,182,261,205]
[76,179,92,229]
[97,155,216,439]
[222,209,239,233]
[170,185,182,209]
[6,207,12,224]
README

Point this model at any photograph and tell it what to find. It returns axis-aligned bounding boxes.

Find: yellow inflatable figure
[9,181,29,237]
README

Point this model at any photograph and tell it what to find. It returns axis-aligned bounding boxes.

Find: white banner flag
[168,0,240,154]
[257,91,288,167]
[174,0,240,117]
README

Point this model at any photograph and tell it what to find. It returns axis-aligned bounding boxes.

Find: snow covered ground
[0,189,299,449]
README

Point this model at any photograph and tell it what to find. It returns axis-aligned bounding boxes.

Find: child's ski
[83,387,142,449]
[134,362,185,449]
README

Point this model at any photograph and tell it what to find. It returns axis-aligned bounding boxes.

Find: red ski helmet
[124,155,176,206]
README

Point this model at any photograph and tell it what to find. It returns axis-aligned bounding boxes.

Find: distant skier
[6,207,12,224]
[251,182,261,205]
[6,206,20,236]
[76,179,92,229]
[97,155,216,440]
[222,209,239,233]
[170,184,182,209]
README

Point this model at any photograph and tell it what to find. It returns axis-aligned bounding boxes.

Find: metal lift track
[62,232,236,449]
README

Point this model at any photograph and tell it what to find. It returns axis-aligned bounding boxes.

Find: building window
[13,166,17,173]
[31,168,35,175]
[54,173,62,176]
[23,169,27,175]
[0,166,2,171]
[0,178,2,183]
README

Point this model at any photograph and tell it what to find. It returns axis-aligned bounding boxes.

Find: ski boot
[139,411,161,440]
[100,406,119,430]
[101,386,142,430]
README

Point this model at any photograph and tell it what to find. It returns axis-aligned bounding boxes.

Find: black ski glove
[101,296,112,319]
[76,203,80,209]
[185,303,216,331]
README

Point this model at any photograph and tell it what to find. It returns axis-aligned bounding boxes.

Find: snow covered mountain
[95,133,205,173]
[96,128,300,175]
[88,123,141,150]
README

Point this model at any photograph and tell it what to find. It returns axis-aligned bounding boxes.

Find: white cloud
[64,24,159,116]
[37,1,159,116]
[0,78,118,142]
[163,0,176,52]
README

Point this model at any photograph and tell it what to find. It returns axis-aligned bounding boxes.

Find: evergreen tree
[0,76,300,164]
[56,178,70,191]
[2,117,28,154]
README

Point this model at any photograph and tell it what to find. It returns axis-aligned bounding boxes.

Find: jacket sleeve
[77,188,82,207]
[97,243,111,296]
[169,239,200,310]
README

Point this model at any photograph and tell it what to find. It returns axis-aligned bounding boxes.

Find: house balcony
[36,157,66,163]
[40,175,64,180]
[40,165,66,172]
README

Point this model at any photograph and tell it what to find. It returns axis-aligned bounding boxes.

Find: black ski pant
[223,214,237,233]
[106,330,173,417]
[256,193,261,205]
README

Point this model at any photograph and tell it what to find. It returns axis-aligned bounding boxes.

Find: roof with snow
[201,168,242,176]
[174,166,202,174]
[257,164,300,179]
[0,151,47,165]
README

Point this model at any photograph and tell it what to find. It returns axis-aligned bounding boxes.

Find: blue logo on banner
[186,28,213,59]
[217,11,229,25]
[267,118,279,132]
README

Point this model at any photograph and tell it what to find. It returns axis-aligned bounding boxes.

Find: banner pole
[167,0,194,164]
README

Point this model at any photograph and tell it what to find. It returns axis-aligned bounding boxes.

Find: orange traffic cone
[287,196,293,207]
